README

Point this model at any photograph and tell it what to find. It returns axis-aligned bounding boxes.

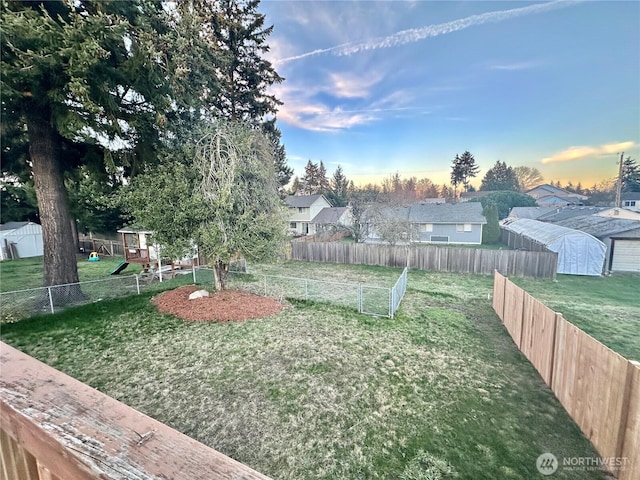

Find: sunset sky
[261,0,640,189]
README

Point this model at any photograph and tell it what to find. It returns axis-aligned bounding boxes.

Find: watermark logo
[536,453,559,476]
[535,453,628,476]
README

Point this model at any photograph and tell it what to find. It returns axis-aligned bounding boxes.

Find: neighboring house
[526,184,588,207]
[0,221,43,261]
[554,216,640,273]
[409,202,486,244]
[365,202,487,245]
[310,207,352,233]
[285,194,332,235]
[621,192,640,212]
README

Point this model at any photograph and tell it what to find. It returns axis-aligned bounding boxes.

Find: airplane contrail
[275,1,582,64]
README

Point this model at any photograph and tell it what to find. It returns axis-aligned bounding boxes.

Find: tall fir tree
[451,151,480,195]
[1,0,172,287]
[480,161,519,191]
[328,165,350,207]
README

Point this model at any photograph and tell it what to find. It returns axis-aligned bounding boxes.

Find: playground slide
[110,261,129,275]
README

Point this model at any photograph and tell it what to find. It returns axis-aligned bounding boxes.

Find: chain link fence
[194,266,408,318]
[1,275,142,323]
[1,266,409,323]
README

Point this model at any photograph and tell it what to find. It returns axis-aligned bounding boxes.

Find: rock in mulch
[152,285,284,322]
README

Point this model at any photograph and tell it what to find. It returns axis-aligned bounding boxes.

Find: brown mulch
[152,285,284,322]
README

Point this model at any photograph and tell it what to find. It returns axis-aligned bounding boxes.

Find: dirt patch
[152,285,284,322]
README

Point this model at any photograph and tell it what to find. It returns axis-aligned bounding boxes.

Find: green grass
[1,261,607,480]
[0,255,142,292]
[511,273,640,361]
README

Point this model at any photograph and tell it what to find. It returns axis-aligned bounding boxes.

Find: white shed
[0,222,44,260]
[501,218,606,276]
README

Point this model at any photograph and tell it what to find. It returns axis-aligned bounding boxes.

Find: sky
[259,0,640,189]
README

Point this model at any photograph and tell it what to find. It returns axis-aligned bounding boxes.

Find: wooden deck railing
[0,342,271,480]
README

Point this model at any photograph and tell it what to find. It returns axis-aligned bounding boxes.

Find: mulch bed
[152,285,284,322]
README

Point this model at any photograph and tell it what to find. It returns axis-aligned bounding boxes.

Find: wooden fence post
[617,360,640,465]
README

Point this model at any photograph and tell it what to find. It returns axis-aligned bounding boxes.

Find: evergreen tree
[470,191,537,219]
[451,151,480,195]
[210,0,283,122]
[621,157,640,192]
[301,160,320,194]
[1,0,172,287]
[290,176,302,195]
[482,203,500,244]
[328,165,350,207]
[318,161,331,194]
[480,161,519,191]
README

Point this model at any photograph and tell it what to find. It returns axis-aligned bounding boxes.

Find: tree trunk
[26,104,80,289]
[212,259,228,291]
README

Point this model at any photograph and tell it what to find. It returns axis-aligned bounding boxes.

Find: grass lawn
[511,273,640,361]
[1,261,607,479]
[0,255,142,292]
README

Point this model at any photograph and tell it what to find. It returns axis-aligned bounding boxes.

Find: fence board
[492,270,506,320]
[493,271,639,477]
[290,242,556,278]
[502,279,525,347]
[519,298,557,385]
[620,362,640,480]
[552,318,631,461]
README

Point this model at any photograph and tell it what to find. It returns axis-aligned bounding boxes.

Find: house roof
[408,202,486,224]
[622,192,640,201]
[508,207,556,220]
[0,221,29,232]
[554,216,640,239]
[535,194,585,206]
[527,184,588,200]
[284,194,328,208]
[537,206,608,222]
[311,207,348,224]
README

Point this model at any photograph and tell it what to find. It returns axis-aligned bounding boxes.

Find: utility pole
[615,152,624,208]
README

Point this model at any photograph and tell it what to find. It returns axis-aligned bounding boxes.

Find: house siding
[413,223,483,244]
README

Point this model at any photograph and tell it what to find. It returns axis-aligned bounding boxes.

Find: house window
[290,222,297,229]
[624,201,636,207]
[298,207,309,213]
[430,235,449,243]
[302,223,309,234]
[456,224,472,232]
[419,223,433,232]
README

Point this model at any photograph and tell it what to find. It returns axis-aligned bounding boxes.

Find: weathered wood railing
[0,342,271,480]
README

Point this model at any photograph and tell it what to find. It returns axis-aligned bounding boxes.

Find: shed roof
[409,202,486,224]
[285,194,328,208]
[508,207,556,220]
[0,221,29,232]
[537,206,608,222]
[555,216,640,239]
[502,218,602,246]
[311,207,348,224]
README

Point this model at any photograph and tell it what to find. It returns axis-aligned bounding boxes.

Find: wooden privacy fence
[492,271,639,480]
[0,342,271,480]
[290,242,557,278]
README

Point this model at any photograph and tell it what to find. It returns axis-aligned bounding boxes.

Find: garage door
[611,239,640,272]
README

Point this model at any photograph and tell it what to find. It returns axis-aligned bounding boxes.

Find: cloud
[541,141,635,164]
[488,60,545,71]
[275,1,582,64]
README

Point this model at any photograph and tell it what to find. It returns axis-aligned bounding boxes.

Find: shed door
[611,240,640,272]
